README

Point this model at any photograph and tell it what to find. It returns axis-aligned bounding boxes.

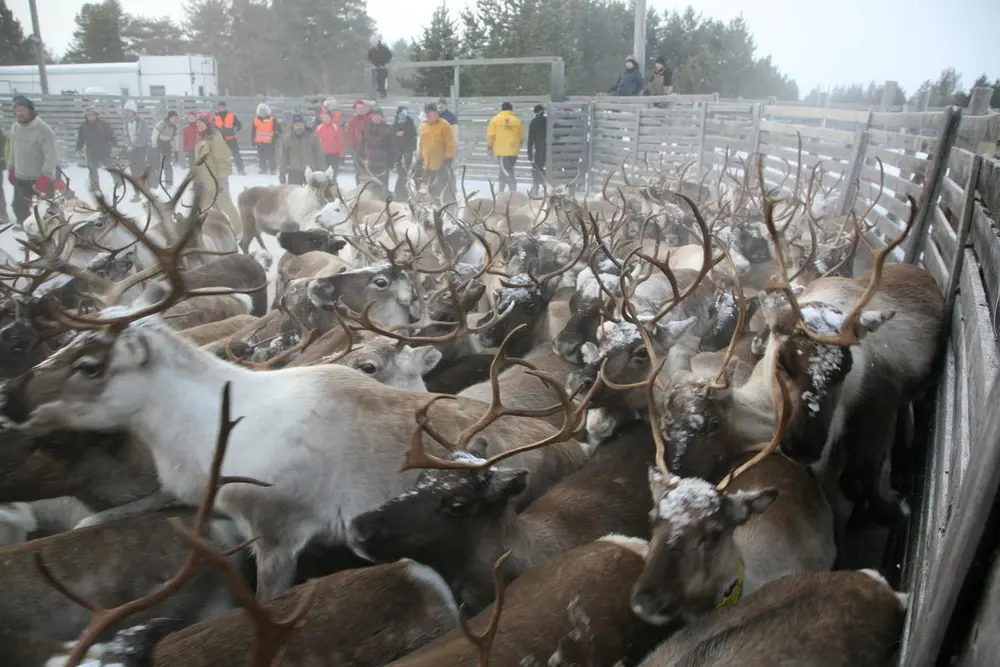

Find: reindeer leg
[841,404,905,526]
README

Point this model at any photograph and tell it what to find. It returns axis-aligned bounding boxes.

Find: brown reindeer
[237,166,336,254]
[638,569,907,666]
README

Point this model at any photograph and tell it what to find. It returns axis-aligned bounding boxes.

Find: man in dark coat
[527,104,547,196]
[609,57,644,96]
[75,106,117,193]
[359,106,395,190]
[367,40,392,98]
[392,107,417,201]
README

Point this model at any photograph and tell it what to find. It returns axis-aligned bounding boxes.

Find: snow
[799,305,846,335]
[576,269,619,301]
[597,320,641,352]
[654,476,721,541]
[499,273,539,305]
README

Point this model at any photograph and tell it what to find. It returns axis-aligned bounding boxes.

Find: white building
[0,55,218,97]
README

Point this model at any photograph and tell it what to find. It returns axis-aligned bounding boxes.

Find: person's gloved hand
[34,175,51,193]
[7,169,14,185]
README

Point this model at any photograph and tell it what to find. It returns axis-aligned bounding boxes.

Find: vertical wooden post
[903,106,963,264]
[545,102,556,186]
[819,91,831,128]
[695,102,709,178]
[633,0,647,73]
[838,111,874,216]
[942,154,983,322]
[748,103,762,156]
[585,101,596,195]
[968,86,992,116]
[452,65,460,113]
[631,107,643,178]
[550,60,565,102]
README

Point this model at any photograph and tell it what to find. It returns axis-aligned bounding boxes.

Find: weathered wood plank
[764,104,871,123]
[940,175,966,214]
[871,110,946,130]
[860,165,924,199]
[759,118,855,143]
[931,205,958,267]
[868,145,930,176]
[970,203,1000,327]
[923,236,949,290]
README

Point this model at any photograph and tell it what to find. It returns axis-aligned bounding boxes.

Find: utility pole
[27,0,49,95]
[633,0,647,72]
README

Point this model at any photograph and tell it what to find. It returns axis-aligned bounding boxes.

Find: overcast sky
[8,0,999,95]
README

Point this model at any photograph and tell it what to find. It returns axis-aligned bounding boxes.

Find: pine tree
[0,0,36,66]
[183,0,235,93]
[407,3,464,97]
[123,16,189,56]
[63,0,130,63]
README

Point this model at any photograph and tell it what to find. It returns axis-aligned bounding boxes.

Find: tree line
[803,68,1000,110]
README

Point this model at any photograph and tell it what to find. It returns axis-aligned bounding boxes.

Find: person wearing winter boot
[251,103,281,175]
[213,100,245,176]
[122,99,149,201]
[527,104,547,196]
[346,99,372,186]
[7,95,62,226]
[609,57,644,96]
[417,103,456,200]
[315,109,344,180]
[487,102,524,193]
[279,113,323,186]
[392,107,417,202]
[194,113,242,238]
[359,106,394,190]
[151,110,179,189]
[75,105,117,194]
[182,109,199,168]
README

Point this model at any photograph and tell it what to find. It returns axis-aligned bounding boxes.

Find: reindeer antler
[459,551,512,667]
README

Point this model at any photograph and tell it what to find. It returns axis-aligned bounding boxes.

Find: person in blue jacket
[609,57,645,96]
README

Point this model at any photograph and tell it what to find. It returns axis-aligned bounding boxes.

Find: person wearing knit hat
[358,105,394,190]
[416,103,456,199]
[214,100,245,176]
[252,102,281,175]
[193,112,243,238]
[346,99,372,186]
[486,101,524,193]
[279,112,323,186]
[527,104,547,196]
[644,55,673,97]
[120,100,149,202]
[151,110,180,189]
[7,95,62,226]
[391,106,417,202]
[182,110,199,168]
[75,104,117,193]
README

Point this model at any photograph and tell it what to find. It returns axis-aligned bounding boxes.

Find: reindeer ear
[304,166,314,182]
[467,437,490,459]
[856,310,895,338]
[407,346,442,375]
[332,238,347,254]
[657,316,698,345]
[325,166,334,181]
[486,468,528,503]
[115,330,150,368]
[580,342,601,366]
[722,488,778,526]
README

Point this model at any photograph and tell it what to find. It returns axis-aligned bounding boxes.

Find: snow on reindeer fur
[653,475,721,545]
[798,305,849,415]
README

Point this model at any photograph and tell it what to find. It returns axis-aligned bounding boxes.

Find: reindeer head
[475,273,548,349]
[336,337,442,392]
[307,263,416,328]
[630,470,776,625]
[552,269,619,363]
[348,444,527,571]
[0,297,53,379]
[277,228,346,256]
[699,283,759,353]
[304,166,337,200]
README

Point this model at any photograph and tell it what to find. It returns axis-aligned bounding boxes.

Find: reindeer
[386,536,667,666]
[638,569,907,666]
[349,419,655,613]
[180,315,261,347]
[237,165,336,254]
[333,334,442,392]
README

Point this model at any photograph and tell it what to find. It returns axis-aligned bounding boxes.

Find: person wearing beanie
[391,106,417,202]
[251,102,281,175]
[436,98,458,125]
[7,95,62,225]
[182,109,200,168]
[213,99,245,176]
[644,55,673,97]
[121,99,149,201]
[358,106,394,190]
[193,112,243,238]
[75,105,117,194]
[609,57,644,96]
[151,110,180,189]
[486,102,524,193]
[345,99,372,185]
[417,103,456,199]
[315,107,345,181]
[527,104,547,196]
[279,112,323,186]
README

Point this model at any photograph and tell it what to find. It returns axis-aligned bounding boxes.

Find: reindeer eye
[71,356,103,379]
[373,276,390,289]
[359,362,377,375]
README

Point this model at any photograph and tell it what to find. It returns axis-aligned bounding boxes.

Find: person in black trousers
[527,104,547,196]
[75,106,117,194]
[391,107,417,201]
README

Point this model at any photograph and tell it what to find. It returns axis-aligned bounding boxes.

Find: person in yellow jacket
[486,101,524,193]
[417,103,456,199]
[193,112,243,238]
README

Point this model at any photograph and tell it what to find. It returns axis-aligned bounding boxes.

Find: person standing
[6,96,62,225]
[0,117,8,223]
[345,99,372,186]
[644,56,673,97]
[75,105,117,194]
[193,112,242,237]
[213,100,245,176]
[314,110,344,181]
[486,102,524,193]
[359,106,394,190]
[151,110,179,189]
[417,103,455,199]
[278,113,323,186]
[527,104,547,196]
[182,110,199,168]
[392,107,417,201]
[122,100,149,201]
[609,57,644,96]
[436,98,458,126]
[251,103,281,175]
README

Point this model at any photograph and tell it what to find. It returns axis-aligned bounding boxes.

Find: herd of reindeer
[0,152,943,667]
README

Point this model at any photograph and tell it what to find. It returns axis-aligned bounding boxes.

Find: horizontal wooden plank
[861,164,923,199]
[940,175,966,214]
[764,104,871,123]
[970,202,1000,325]
[868,145,930,176]
[957,113,1000,145]
[759,118,855,143]
[871,110,947,130]
[868,129,939,153]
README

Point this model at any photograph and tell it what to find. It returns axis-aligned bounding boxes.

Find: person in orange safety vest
[213,100,245,175]
[250,103,282,175]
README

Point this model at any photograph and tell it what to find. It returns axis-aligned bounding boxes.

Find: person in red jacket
[345,99,371,186]
[314,110,345,181]
[182,110,200,168]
